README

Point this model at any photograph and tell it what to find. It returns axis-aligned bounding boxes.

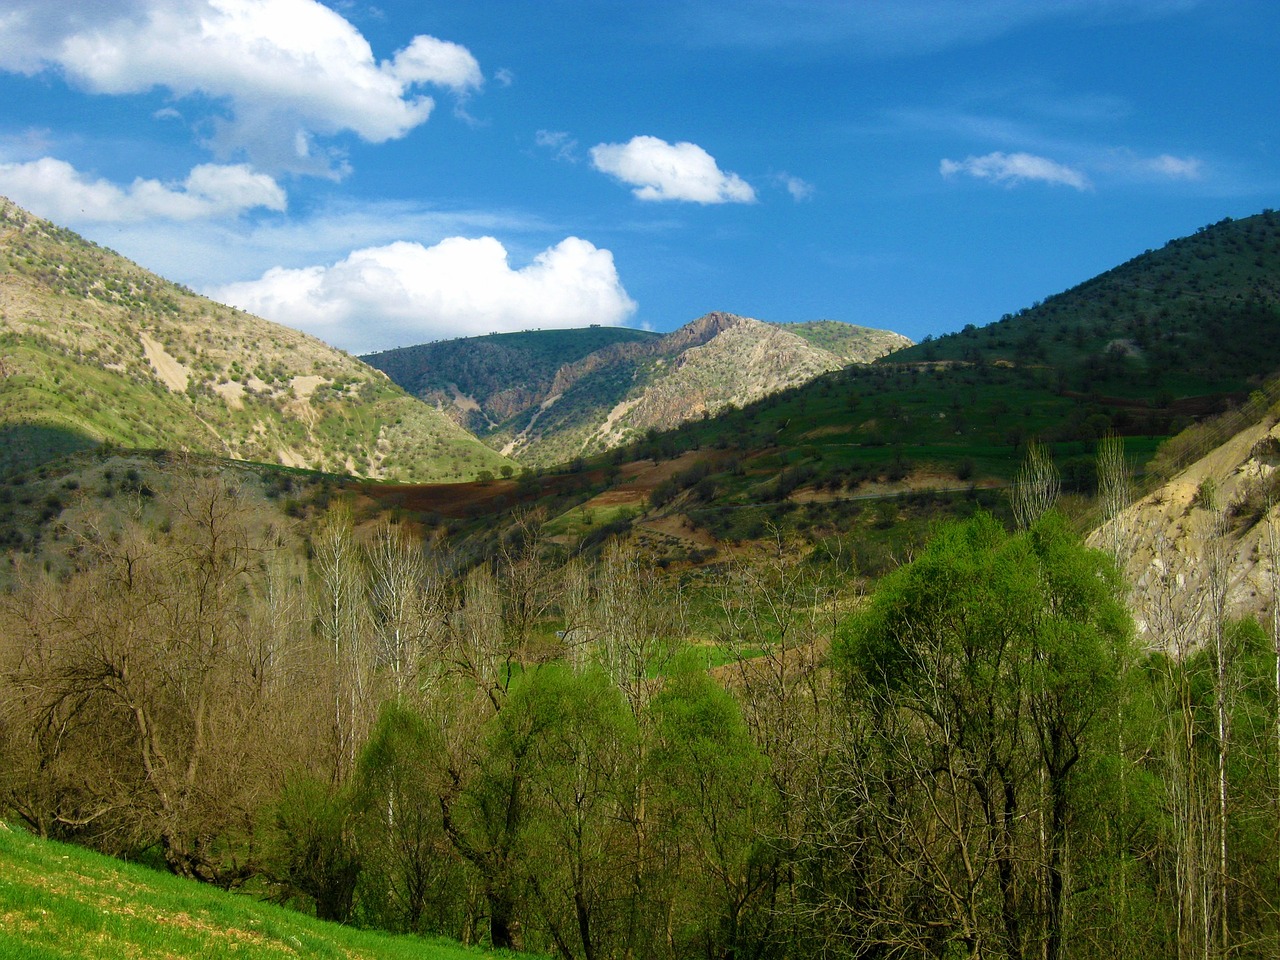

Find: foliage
[834,512,1133,959]
[264,775,362,923]
[10,437,1280,958]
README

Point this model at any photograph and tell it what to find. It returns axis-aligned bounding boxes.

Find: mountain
[366,312,911,467]
[892,210,1280,398]
[385,210,1280,571]
[362,325,661,434]
[622,212,1280,500]
[0,198,511,481]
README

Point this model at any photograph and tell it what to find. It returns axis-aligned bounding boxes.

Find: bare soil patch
[139,333,189,393]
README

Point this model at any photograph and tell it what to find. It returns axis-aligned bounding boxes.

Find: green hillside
[894,210,1280,396]
[406,211,1280,569]
[0,198,511,481]
[0,821,531,960]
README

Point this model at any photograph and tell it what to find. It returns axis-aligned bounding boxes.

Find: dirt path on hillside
[139,333,189,393]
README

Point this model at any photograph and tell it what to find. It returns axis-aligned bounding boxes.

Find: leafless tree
[1,470,312,882]
[312,499,373,780]
[1012,439,1060,530]
[366,518,445,701]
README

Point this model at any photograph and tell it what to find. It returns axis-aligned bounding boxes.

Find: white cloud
[940,151,1091,190]
[590,136,756,204]
[0,157,286,222]
[0,1,481,172]
[776,173,815,201]
[210,236,638,352]
[536,130,579,163]
[388,34,482,90]
[1141,154,1202,180]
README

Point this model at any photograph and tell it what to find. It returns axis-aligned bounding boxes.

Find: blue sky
[0,1,1276,354]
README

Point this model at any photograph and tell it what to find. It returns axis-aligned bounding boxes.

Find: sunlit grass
[0,822,537,960]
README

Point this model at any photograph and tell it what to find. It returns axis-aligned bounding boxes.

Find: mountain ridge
[0,197,511,480]
[367,311,911,467]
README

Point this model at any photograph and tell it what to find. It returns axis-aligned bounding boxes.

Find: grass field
[0,821,536,960]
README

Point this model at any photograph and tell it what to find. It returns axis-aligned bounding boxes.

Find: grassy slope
[0,821,532,960]
[0,198,511,482]
[786,319,912,361]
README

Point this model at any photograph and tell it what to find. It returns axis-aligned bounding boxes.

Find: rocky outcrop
[1090,406,1280,651]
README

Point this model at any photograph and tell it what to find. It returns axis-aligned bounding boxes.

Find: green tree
[352,701,453,934]
[648,661,776,960]
[834,512,1132,960]
[517,665,638,960]
[265,773,361,923]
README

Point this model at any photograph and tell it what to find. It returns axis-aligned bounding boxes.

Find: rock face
[0,197,511,480]
[370,311,912,467]
[1090,397,1280,651]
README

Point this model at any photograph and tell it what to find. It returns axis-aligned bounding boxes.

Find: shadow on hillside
[1,423,99,475]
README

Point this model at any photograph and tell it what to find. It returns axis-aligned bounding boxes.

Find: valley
[4,204,1280,959]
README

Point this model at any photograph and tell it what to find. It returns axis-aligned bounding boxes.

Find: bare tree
[590,540,683,720]
[366,518,444,701]
[312,500,373,780]
[1012,439,1061,530]
[1097,432,1135,568]
[1,470,309,882]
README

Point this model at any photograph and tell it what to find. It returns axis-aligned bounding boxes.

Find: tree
[440,667,550,951]
[647,661,776,960]
[266,773,362,922]
[312,499,373,779]
[714,536,857,953]
[569,540,686,956]
[1,470,312,882]
[834,512,1132,959]
[515,665,638,960]
[352,700,455,934]
[1011,439,1060,530]
[366,518,444,701]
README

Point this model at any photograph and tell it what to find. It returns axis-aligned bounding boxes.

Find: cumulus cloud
[210,236,638,352]
[590,136,755,204]
[387,34,482,90]
[0,157,286,222]
[940,151,1091,190]
[0,0,482,172]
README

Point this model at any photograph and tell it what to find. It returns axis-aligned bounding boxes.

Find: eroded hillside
[1091,390,1280,647]
[384,311,911,467]
[0,198,511,481]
